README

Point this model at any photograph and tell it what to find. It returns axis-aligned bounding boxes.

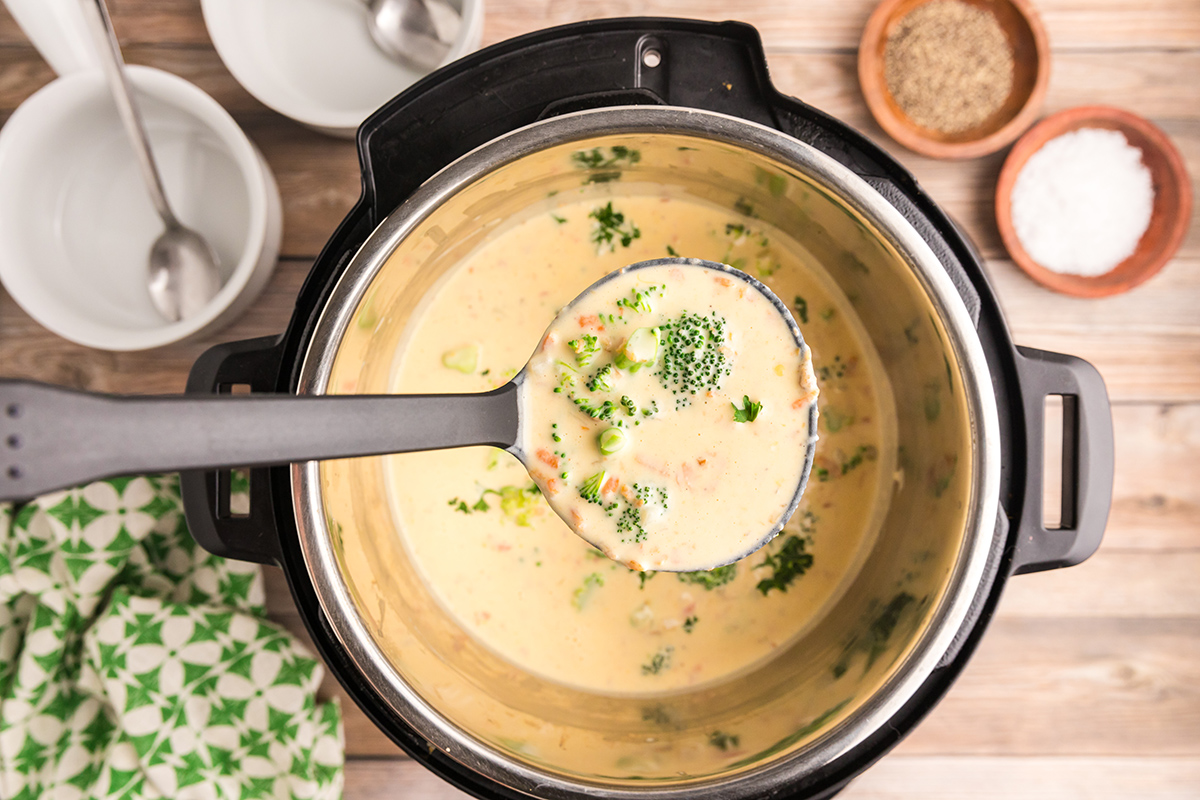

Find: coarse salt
[1010,128,1155,276]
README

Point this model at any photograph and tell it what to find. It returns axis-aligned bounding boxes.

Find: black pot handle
[180,335,287,566]
[1011,346,1113,575]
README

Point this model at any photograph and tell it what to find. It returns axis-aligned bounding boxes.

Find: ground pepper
[884,0,1014,134]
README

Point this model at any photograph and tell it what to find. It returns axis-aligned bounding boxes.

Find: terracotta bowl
[995,106,1193,298]
[858,0,1050,159]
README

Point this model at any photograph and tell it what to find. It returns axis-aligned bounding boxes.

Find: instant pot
[180,19,1113,800]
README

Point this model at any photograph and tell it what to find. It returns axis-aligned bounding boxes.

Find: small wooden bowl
[995,106,1193,298]
[858,0,1050,159]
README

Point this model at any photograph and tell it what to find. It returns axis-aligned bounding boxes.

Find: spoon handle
[0,380,519,502]
[79,0,178,228]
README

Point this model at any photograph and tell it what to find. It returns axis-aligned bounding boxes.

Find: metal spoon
[80,0,222,323]
[364,0,461,71]
[0,259,814,570]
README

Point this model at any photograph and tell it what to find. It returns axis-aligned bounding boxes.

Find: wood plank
[6,48,1195,124]
[1,48,1194,265]
[997,550,1200,619]
[2,0,1198,51]
[479,0,1200,51]
[897,618,1200,756]
[766,48,1200,123]
[334,755,1200,798]
[0,0,209,48]
[1002,327,1200,405]
[0,46,261,115]
[992,257,1200,405]
[843,756,1200,799]
[1105,405,1200,550]
[275,611,1200,758]
[242,117,362,258]
[1,45,1196,264]
[0,257,311,394]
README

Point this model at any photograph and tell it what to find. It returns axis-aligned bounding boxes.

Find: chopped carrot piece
[577,314,605,331]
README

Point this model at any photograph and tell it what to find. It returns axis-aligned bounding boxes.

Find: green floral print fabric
[0,475,344,799]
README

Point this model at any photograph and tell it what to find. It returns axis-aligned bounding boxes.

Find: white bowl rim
[0,65,273,351]
[199,0,484,134]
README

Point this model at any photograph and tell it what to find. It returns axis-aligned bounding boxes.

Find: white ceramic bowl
[0,66,283,351]
[201,0,484,138]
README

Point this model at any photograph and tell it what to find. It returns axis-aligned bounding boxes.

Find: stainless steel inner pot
[290,106,1001,798]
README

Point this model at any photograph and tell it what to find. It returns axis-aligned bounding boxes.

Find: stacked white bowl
[0,0,283,350]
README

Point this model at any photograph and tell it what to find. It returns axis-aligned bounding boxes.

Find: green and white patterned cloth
[0,475,344,799]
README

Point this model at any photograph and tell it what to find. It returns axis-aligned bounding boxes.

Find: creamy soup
[521,261,818,572]
[385,189,895,694]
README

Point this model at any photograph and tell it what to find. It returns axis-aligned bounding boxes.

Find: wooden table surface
[1,1,1197,797]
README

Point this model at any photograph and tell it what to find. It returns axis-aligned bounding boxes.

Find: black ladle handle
[0,379,519,502]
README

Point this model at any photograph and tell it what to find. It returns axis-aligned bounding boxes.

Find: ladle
[0,259,813,570]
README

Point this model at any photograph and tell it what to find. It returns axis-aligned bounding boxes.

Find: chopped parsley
[833,592,919,678]
[864,592,916,667]
[447,484,541,526]
[929,454,958,498]
[840,445,877,475]
[924,382,942,422]
[816,355,848,382]
[589,202,641,251]
[732,395,763,423]
[708,731,740,750]
[793,295,809,324]
[904,320,921,344]
[682,616,698,633]
[571,145,641,170]
[724,222,769,248]
[641,645,674,675]
[754,535,814,595]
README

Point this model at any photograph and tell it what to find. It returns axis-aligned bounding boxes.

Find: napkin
[0,475,344,799]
